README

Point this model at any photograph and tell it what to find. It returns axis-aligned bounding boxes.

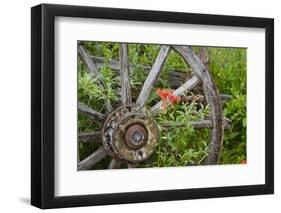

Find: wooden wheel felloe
[78,42,224,170]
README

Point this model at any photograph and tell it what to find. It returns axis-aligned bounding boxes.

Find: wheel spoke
[78,102,106,124]
[160,118,231,130]
[78,45,103,83]
[172,76,200,96]
[78,131,102,144]
[119,43,132,105]
[151,76,200,116]
[78,147,107,170]
[78,45,113,112]
[161,120,212,129]
[108,159,122,169]
[136,45,170,107]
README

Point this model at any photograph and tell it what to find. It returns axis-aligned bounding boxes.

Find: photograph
[30,3,274,209]
[77,41,247,170]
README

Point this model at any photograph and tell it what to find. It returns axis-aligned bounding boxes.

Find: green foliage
[78,42,247,168]
[153,102,210,167]
[207,48,247,164]
[221,92,246,163]
[209,47,246,94]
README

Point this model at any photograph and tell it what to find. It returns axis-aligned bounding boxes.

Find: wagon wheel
[78,43,224,170]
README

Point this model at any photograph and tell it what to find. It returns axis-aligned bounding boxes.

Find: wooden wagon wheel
[78,43,224,170]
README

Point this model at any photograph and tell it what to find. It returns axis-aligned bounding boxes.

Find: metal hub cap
[124,124,148,150]
[102,105,159,163]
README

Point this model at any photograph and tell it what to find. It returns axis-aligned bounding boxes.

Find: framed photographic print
[31,3,274,209]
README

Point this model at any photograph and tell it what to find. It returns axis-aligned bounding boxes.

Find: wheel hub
[124,124,148,150]
[102,105,159,163]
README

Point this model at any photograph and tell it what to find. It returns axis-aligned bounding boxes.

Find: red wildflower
[240,159,246,164]
[156,88,181,110]
[156,88,172,99]
[168,94,181,105]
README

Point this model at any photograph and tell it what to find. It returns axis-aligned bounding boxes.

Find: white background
[55,18,265,196]
[0,0,279,212]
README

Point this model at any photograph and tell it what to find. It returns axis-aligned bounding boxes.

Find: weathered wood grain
[119,43,132,105]
[198,47,210,68]
[108,159,122,169]
[173,76,201,96]
[160,118,231,130]
[78,102,106,124]
[78,146,107,170]
[136,46,170,107]
[161,120,212,129]
[78,45,106,88]
[78,131,102,144]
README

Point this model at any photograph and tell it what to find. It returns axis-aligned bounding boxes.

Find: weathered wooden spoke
[119,43,132,105]
[160,118,231,130]
[78,147,108,170]
[151,76,200,116]
[78,131,102,144]
[78,45,104,84]
[78,45,113,112]
[161,120,212,129]
[136,45,170,107]
[108,159,122,169]
[78,102,106,124]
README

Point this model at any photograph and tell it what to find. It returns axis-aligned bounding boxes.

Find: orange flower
[156,88,181,109]
[240,159,246,164]
[168,94,181,105]
[156,88,172,99]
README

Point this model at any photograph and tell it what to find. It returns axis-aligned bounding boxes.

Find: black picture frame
[31,3,274,209]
